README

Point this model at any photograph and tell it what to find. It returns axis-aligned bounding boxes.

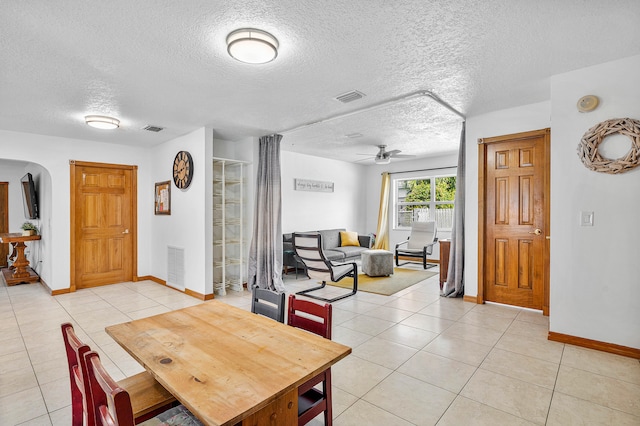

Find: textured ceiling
[1,1,639,163]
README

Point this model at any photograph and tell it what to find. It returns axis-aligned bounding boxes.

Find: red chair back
[286,295,334,425]
[287,294,332,338]
[61,322,94,426]
[85,351,136,426]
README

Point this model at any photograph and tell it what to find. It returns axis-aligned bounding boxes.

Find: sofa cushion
[339,231,360,247]
[323,249,346,261]
[319,229,345,250]
[334,246,368,259]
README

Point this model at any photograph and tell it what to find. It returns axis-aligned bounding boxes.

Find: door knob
[528,228,542,236]
[122,229,129,234]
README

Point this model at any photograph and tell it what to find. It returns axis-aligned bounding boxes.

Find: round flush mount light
[85,115,120,130]
[226,28,278,64]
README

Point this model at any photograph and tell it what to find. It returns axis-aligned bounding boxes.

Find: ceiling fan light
[85,115,120,130]
[227,28,278,64]
[375,156,391,165]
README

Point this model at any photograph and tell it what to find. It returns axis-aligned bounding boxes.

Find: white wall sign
[294,178,334,193]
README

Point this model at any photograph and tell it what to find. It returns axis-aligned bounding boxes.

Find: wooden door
[70,161,137,290]
[479,129,550,312]
[0,182,8,268]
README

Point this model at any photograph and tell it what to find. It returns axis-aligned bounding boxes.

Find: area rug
[326,268,437,296]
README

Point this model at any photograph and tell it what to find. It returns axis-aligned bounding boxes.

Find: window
[394,174,456,230]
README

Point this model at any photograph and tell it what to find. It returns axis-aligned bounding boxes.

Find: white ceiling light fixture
[85,115,120,130]
[226,28,278,64]
[374,156,391,165]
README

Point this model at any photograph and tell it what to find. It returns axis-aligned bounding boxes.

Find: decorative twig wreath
[577,118,640,174]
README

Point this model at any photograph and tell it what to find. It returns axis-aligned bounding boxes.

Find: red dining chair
[84,350,202,426]
[287,294,333,425]
[61,323,176,426]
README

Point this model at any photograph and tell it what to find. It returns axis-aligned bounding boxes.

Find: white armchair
[395,221,438,269]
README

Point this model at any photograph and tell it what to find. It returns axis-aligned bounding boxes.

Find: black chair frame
[251,287,286,323]
[293,232,358,303]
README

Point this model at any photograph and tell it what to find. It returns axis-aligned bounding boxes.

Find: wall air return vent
[335,90,366,104]
[167,246,185,291]
[143,125,164,132]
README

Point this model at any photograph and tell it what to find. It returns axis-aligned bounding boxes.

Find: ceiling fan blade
[354,156,374,163]
[391,154,416,158]
[386,149,402,156]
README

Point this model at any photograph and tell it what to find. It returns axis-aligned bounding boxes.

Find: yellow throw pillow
[340,231,360,247]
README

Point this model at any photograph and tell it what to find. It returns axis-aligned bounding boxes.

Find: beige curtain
[373,172,390,250]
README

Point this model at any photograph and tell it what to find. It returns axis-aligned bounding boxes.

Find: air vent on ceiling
[143,125,164,132]
[345,132,363,139]
[335,90,366,103]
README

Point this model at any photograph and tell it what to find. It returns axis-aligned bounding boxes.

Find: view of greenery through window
[396,175,456,229]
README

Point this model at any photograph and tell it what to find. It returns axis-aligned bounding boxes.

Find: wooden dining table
[105,300,351,426]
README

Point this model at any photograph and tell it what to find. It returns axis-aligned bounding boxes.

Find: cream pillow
[340,231,360,247]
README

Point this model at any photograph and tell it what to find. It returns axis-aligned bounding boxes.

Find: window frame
[393,173,456,231]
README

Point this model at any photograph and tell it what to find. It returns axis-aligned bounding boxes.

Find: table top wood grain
[105,300,351,426]
[0,233,41,243]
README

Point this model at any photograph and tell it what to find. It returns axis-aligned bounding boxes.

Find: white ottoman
[361,250,394,277]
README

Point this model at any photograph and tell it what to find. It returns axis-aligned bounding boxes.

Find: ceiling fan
[359,145,415,164]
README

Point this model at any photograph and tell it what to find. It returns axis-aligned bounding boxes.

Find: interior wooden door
[0,182,8,268]
[479,129,550,311]
[71,161,137,289]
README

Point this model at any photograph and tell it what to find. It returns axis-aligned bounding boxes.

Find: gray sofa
[283,228,372,263]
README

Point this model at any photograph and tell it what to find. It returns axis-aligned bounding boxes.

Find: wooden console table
[439,240,450,291]
[0,233,41,285]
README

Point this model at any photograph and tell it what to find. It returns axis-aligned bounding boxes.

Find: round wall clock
[173,151,194,189]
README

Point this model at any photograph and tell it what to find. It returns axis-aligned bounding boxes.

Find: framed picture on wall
[155,181,171,215]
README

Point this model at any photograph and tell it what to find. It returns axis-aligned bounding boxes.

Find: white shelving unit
[213,158,249,295]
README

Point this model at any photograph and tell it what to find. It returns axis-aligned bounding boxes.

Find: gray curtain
[247,134,285,292]
[443,122,465,297]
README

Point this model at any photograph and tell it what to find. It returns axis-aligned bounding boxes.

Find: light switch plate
[580,211,594,226]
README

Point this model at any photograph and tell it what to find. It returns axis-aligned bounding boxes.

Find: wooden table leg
[11,241,32,278]
[240,388,297,426]
[8,242,17,269]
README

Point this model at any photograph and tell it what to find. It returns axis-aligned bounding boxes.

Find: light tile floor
[1,267,639,425]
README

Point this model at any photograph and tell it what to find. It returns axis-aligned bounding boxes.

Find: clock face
[173,151,193,189]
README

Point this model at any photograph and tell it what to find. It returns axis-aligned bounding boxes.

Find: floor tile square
[397,351,477,393]
[334,399,413,426]
[352,337,417,369]
[423,334,493,367]
[481,348,559,389]
[547,391,640,426]
[461,369,553,424]
[438,396,537,426]
[555,365,640,416]
[363,371,456,425]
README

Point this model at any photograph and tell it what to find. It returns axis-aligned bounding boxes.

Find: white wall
[149,128,210,295]
[549,55,640,349]
[464,55,640,349]
[363,154,459,258]
[281,151,368,234]
[0,130,153,290]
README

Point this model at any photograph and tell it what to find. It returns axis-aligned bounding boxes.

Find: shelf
[213,157,248,296]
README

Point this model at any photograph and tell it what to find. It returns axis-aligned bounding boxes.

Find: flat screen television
[21,173,39,219]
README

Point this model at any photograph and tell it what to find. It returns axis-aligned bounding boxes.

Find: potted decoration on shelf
[21,222,38,236]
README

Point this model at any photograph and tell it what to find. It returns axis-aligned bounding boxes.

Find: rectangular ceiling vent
[345,132,364,139]
[335,90,366,104]
[143,125,164,132]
